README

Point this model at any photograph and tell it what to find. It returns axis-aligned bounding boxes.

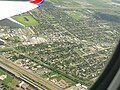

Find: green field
[41,72,76,86]
[0,69,20,90]
[0,47,13,52]
[0,69,14,85]
[66,11,84,20]
[32,8,39,12]
[12,15,39,26]
[8,78,20,89]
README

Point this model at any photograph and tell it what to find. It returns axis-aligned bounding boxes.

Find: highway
[0,64,44,90]
[0,55,62,90]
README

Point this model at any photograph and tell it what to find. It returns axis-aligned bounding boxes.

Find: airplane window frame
[90,41,120,90]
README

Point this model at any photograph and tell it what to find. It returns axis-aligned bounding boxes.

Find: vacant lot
[0,69,13,85]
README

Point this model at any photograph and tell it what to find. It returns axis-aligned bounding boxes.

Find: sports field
[12,15,39,26]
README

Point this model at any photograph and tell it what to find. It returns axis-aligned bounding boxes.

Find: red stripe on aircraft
[30,0,43,4]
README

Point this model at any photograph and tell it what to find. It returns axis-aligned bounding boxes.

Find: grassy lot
[66,11,84,20]
[0,69,21,90]
[0,47,13,52]
[32,8,39,12]
[0,69,14,85]
[41,72,76,86]
[8,78,20,89]
[12,15,39,26]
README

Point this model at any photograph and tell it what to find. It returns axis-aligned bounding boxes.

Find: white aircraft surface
[0,0,44,27]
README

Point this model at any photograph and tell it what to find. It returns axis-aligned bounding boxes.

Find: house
[18,81,29,90]
[0,75,7,80]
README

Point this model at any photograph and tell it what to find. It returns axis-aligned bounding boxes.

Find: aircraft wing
[0,0,44,27]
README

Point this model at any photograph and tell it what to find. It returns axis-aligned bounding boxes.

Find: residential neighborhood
[0,0,120,90]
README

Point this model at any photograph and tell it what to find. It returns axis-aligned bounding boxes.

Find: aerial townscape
[0,0,120,90]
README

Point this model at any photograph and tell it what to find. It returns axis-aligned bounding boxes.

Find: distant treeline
[112,0,120,4]
[94,12,120,23]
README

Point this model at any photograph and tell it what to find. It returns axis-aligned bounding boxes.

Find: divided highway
[0,55,62,90]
